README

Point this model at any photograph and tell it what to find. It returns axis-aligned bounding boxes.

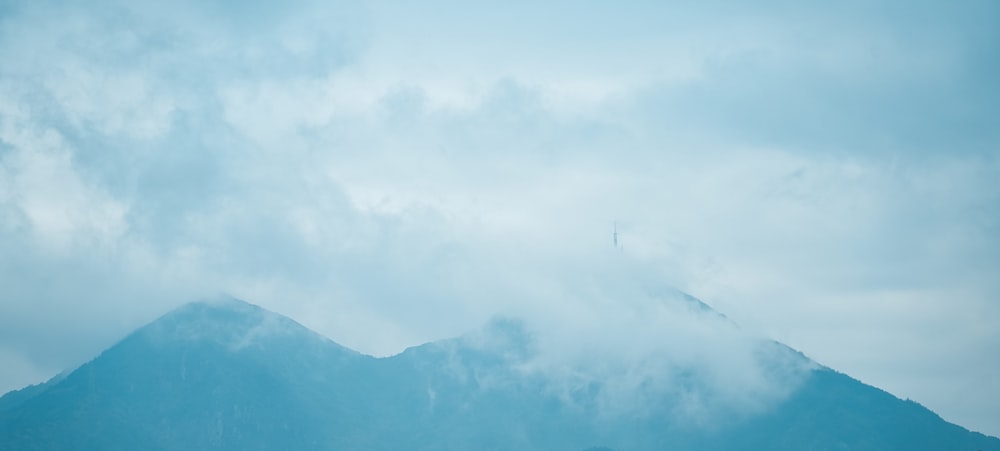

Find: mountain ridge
[1,297,997,451]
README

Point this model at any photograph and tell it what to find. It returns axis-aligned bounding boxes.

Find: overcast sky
[1,0,998,437]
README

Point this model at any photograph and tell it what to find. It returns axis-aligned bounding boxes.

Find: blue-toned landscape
[2,1,999,448]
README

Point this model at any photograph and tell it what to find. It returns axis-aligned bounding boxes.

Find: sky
[1,0,999,437]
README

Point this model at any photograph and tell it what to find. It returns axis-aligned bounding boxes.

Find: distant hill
[1,298,997,450]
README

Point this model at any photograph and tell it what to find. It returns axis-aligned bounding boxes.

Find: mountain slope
[0,299,372,450]
[0,298,997,451]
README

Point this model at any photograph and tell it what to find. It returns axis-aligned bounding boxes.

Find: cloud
[1,0,999,437]
[506,272,815,425]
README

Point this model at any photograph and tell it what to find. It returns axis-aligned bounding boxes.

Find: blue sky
[0,0,998,436]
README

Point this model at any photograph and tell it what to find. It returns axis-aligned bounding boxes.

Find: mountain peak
[131,297,342,355]
[186,294,258,310]
[167,295,264,320]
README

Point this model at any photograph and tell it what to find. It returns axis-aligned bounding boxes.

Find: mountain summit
[1,298,997,451]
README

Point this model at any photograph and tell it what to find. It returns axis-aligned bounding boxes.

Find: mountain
[0,298,997,450]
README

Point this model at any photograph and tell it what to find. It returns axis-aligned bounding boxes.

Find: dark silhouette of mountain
[1,298,997,450]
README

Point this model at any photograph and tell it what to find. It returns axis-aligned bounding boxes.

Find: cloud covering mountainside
[0,0,998,436]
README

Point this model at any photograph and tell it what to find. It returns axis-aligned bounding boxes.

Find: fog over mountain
[1,298,997,450]
[1,0,999,439]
